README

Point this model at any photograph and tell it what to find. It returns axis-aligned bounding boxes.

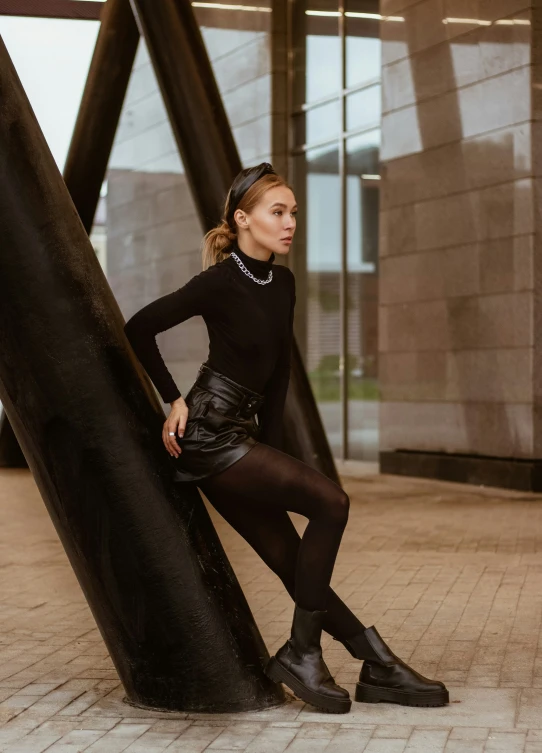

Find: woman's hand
[163,397,188,457]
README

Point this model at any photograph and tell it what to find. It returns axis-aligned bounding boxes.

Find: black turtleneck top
[123,244,296,451]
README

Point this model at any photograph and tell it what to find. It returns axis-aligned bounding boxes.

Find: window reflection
[305,2,340,102]
[294,99,341,148]
[291,0,381,462]
[346,24,380,89]
[346,84,381,133]
[303,147,342,457]
[346,133,380,460]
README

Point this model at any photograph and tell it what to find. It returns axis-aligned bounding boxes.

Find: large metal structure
[0,0,138,466]
[63,0,139,234]
[0,0,341,710]
[0,27,284,712]
[0,0,340,483]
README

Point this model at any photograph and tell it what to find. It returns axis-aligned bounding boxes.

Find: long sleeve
[123,266,220,404]
[258,270,296,451]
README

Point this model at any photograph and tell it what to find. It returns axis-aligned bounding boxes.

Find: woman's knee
[322,489,350,527]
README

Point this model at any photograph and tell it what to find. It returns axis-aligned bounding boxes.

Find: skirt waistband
[194,364,265,419]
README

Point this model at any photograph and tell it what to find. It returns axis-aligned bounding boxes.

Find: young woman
[123,162,449,714]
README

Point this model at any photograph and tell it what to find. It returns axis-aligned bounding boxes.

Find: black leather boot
[265,605,351,713]
[336,626,449,707]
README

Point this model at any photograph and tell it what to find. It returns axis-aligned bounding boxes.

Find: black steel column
[130,0,340,480]
[63,0,139,234]
[0,0,139,466]
[0,35,284,713]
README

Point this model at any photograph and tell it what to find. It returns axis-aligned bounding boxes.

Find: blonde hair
[201,173,291,271]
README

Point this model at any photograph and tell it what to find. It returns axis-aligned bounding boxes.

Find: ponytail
[201,220,236,271]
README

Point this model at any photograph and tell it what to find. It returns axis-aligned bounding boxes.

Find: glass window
[0,15,100,170]
[294,99,341,148]
[296,146,343,457]
[346,134,379,461]
[305,7,340,103]
[291,0,382,461]
[345,0,380,89]
[346,84,381,133]
[346,27,381,90]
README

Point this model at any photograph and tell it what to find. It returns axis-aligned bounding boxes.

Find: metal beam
[0,0,139,466]
[130,0,340,482]
[0,0,103,20]
[63,0,139,234]
[0,32,283,713]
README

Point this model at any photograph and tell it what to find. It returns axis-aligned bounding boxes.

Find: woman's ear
[234,208,249,230]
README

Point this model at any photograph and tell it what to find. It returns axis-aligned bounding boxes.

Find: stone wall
[379,0,534,464]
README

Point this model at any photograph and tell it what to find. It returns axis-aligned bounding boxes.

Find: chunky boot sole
[265,657,351,714]
[355,680,449,707]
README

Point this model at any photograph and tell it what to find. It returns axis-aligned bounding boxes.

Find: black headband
[226,162,277,226]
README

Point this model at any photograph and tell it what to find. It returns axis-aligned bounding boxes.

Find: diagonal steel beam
[63,0,139,234]
[0,0,103,20]
[1,0,139,466]
[0,31,284,712]
[129,0,340,483]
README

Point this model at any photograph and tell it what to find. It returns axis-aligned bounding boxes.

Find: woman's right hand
[163,397,189,458]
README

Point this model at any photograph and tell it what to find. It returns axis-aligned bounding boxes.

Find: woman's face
[235,185,297,257]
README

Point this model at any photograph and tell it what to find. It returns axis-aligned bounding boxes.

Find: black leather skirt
[170,363,264,484]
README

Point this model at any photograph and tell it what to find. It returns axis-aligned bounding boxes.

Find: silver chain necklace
[230,250,273,285]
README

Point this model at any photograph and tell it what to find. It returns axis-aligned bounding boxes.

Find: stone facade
[379,0,535,467]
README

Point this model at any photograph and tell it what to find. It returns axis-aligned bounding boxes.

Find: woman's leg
[198,442,449,709]
[199,442,349,613]
[198,441,352,712]
[198,478,365,640]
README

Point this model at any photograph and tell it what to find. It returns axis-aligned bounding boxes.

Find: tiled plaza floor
[1,467,542,751]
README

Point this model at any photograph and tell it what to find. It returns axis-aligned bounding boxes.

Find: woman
[123,162,449,714]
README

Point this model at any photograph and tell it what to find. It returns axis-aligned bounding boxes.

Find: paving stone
[1,720,77,753]
[449,728,489,740]
[517,690,542,729]
[207,722,267,749]
[444,742,485,752]
[373,725,413,738]
[323,726,373,751]
[122,728,183,751]
[277,739,332,753]
[243,725,298,752]
[3,470,542,752]
[43,729,106,752]
[365,739,407,752]
[83,723,151,752]
[404,728,450,751]
[166,724,227,752]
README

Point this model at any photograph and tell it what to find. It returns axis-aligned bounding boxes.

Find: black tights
[198,441,366,642]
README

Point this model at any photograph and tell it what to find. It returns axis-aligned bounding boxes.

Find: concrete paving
[1,467,542,751]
